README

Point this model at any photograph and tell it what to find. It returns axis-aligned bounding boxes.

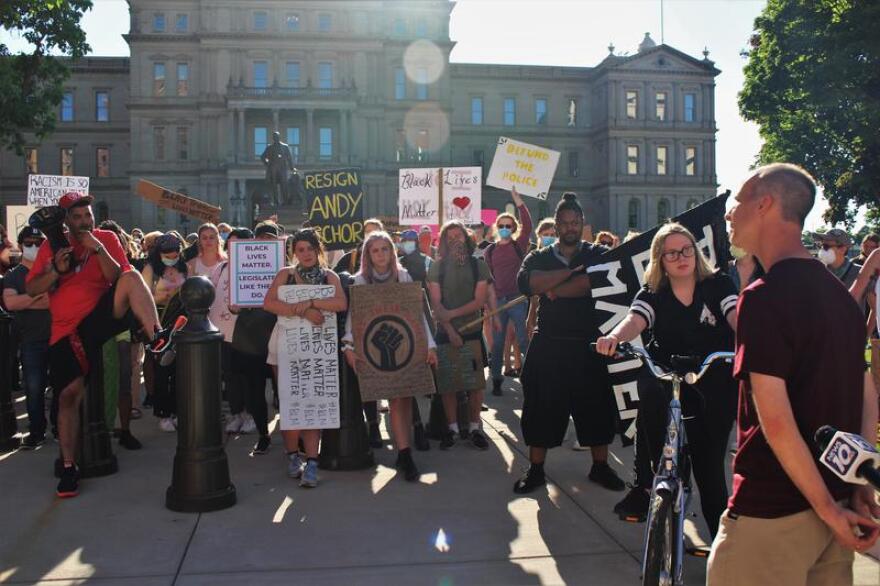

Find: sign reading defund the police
[27,174,89,207]
[586,193,731,445]
[277,284,340,430]
[486,137,560,200]
[228,239,284,307]
[303,168,364,251]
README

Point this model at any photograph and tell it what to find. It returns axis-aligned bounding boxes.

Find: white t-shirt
[192,258,236,342]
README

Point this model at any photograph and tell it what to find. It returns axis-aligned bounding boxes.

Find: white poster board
[486,137,560,200]
[228,239,284,307]
[27,174,89,207]
[399,167,482,225]
[277,284,340,430]
[399,168,440,225]
[6,205,38,241]
[441,166,482,225]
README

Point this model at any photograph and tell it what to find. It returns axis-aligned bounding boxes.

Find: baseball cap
[156,233,182,253]
[400,229,418,241]
[812,229,851,247]
[255,221,282,238]
[58,192,94,210]
[17,225,45,244]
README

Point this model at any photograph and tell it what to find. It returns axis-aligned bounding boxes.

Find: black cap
[254,221,282,238]
[17,225,45,244]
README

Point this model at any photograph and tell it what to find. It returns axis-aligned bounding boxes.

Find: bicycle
[592,341,734,586]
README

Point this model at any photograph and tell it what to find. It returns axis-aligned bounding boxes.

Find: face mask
[161,257,179,267]
[729,244,748,259]
[400,241,416,255]
[817,247,836,266]
[220,232,230,242]
[497,227,513,240]
[540,236,556,248]
[22,245,39,261]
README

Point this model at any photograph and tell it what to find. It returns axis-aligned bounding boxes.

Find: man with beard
[512,193,625,493]
[26,193,161,498]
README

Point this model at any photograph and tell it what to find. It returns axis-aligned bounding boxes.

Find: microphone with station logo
[814,426,880,491]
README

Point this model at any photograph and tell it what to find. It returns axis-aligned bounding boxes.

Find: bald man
[707,164,880,584]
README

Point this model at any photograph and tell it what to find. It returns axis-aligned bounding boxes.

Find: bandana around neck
[296,264,324,284]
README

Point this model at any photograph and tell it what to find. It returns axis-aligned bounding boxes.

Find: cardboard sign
[399,167,482,226]
[486,137,560,200]
[136,179,221,224]
[441,167,481,225]
[303,168,364,251]
[349,282,436,401]
[277,284,340,430]
[228,239,284,307]
[6,205,38,240]
[27,174,89,206]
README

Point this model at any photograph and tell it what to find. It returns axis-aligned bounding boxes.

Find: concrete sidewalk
[1,382,878,585]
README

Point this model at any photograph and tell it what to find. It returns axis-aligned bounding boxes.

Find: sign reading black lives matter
[588,192,731,445]
[303,168,364,251]
[349,282,436,401]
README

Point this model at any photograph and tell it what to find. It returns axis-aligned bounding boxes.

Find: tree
[0,1,92,155]
[739,0,880,224]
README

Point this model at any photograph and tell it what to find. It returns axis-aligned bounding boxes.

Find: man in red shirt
[708,164,879,584]
[26,193,160,498]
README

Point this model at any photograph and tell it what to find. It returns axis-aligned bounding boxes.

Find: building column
[340,109,349,163]
[272,109,280,134]
[306,108,315,163]
[237,109,246,162]
[227,110,235,162]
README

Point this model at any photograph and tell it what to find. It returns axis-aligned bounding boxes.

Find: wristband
[94,243,105,256]
[343,344,354,352]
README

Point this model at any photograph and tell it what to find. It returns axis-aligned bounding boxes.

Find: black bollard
[166,276,235,512]
[426,391,470,440]
[0,310,19,452]
[318,360,374,470]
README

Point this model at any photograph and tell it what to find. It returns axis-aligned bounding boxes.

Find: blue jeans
[20,339,49,438]
[489,296,530,381]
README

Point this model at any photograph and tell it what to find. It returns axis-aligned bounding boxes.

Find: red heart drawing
[452,197,471,210]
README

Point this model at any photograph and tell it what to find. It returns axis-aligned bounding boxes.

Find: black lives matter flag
[588,191,731,445]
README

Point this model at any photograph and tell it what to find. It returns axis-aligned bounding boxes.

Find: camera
[29,206,68,253]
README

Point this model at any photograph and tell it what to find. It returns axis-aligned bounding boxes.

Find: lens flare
[403,40,445,85]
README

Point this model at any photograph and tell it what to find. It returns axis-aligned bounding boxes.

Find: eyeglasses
[661,245,696,262]
[497,224,515,230]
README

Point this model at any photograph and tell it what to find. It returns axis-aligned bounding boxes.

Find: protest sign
[441,167,481,225]
[303,168,364,251]
[587,192,731,445]
[277,284,340,430]
[349,282,436,401]
[399,167,482,226]
[486,137,560,200]
[27,174,89,207]
[6,205,38,240]
[228,239,284,307]
[399,168,440,225]
[136,179,221,224]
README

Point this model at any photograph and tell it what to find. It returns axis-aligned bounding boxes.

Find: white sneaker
[239,414,257,434]
[224,413,243,434]
[159,417,177,432]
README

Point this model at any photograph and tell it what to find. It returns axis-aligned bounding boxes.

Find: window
[285,62,301,88]
[253,11,267,31]
[395,129,407,162]
[286,128,300,163]
[156,206,166,226]
[394,18,406,36]
[471,97,483,125]
[153,13,165,32]
[286,14,300,31]
[319,128,333,160]
[473,150,484,166]
[628,198,640,229]
[685,147,696,176]
[154,127,165,160]
[535,98,548,125]
[687,198,700,210]
[153,63,166,96]
[626,90,638,119]
[416,68,428,100]
[627,145,639,175]
[254,127,267,159]
[60,148,74,176]
[684,93,696,122]
[568,98,577,127]
[253,61,268,88]
[657,198,670,222]
[656,146,668,175]
[568,151,579,177]
[60,91,74,121]
[176,63,189,96]
[416,129,429,162]
[177,127,189,160]
[175,14,188,32]
[318,62,333,90]
[503,98,516,126]
[95,91,109,121]
[415,20,427,38]
[25,148,38,174]
[96,148,110,177]
[318,13,332,32]
[656,92,667,121]
[394,68,406,100]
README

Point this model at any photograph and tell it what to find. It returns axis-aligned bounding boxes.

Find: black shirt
[3,264,51,343]
[630,272,738,365]
[517,241,605,340]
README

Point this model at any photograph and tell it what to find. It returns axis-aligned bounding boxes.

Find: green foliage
[0,0,92,154]
[739,0,880,224]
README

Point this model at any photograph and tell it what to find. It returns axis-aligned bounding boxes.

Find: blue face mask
[498,227,513,240]
[220,232,229,242]
[400,241,416,255]
[541,236,556,248]
[161,256,178,267]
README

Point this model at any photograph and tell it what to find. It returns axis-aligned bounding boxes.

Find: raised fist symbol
[371,323,404,370]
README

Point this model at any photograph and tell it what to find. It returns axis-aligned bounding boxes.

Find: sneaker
[492,378,503,397]
[413,424,431,451]
[613,485,650,522]
[239,414,257,434]
[251,435,271,455]
[395,450,420,482]
[368,422,383,448]
[439,430,456,450]
[300,459,319,488]
[56,465,79,498]
[469,428,489,451]
[224,413,243,434]
[287,453,304,479]
[158,417,177,432]
[118,430,142,450]
[513,465,546,494]
[21,433,46,450]
[588,462,626,492]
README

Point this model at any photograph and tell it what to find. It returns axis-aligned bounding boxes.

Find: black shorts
[520,333,617,449]
[49,285,135,392]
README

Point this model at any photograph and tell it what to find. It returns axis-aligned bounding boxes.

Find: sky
[0,0,847,229]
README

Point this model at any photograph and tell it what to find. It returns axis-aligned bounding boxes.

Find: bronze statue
[260,131,295,207]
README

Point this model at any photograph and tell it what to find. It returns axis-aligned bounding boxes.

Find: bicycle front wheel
[642,488,675,586]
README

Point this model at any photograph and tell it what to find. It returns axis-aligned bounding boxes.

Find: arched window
[686,198,700,210]
[628,198,640,229]
[657,198,670,223]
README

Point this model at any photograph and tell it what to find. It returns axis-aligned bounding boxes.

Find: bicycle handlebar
[590,341,734,384]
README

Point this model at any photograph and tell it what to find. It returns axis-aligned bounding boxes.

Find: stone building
[0,1,719,237]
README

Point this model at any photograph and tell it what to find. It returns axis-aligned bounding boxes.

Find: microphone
[814,426,880,491]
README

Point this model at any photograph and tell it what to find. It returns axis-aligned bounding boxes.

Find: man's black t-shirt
[630,272,738,365]
[517,241,605,340]
[3,264,51,343]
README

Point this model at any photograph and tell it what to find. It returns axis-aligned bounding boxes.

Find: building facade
[0,1,719,237]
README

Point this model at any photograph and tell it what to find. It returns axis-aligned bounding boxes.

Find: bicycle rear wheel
[642,488,675,586]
